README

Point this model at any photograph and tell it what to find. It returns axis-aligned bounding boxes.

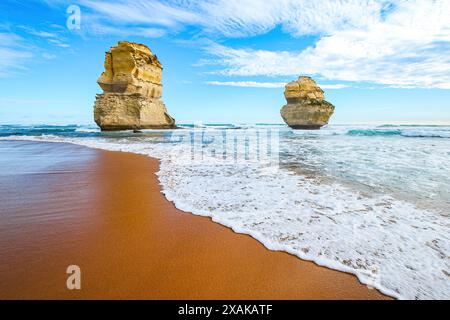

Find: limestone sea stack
[94,41,176,130]
[280,76,335,129]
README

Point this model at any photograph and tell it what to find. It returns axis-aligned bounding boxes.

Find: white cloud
[198,0,384,37]
[0,26,68,76]
[207,81,285,88]
[0,33,33,76]
[206,81,348,89]
[80,13,167,38]
[320,84,349,90]
[26,29,58,38]
[42,0,450,88]
[20,25,72,47]
[0,33,23,46]
[205,1,450,89]
[77,0,385,37]
[42,53,57,60]
[81,0,200,28]
[47,39,71,48]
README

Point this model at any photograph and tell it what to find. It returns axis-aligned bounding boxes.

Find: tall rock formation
[94,41,176,130]
[280,76,335,129]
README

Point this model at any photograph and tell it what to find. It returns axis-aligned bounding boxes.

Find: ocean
[1,123,449,299]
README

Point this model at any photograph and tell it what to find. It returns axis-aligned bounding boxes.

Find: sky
[0,0,450,125]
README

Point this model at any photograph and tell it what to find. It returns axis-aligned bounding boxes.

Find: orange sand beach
[0,141,389,299]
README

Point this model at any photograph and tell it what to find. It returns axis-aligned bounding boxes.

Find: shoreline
[0,140,389,299]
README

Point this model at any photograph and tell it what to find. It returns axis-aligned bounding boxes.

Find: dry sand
[0,141,389,299]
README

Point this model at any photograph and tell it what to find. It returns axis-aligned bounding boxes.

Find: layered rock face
[280,76,334,129]
[94,41,176,130]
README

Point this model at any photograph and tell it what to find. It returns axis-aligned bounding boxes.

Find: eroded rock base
[94,93,175,130]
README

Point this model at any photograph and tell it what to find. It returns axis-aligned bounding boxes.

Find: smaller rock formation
[94,41,176,130]
[280,76,335,129]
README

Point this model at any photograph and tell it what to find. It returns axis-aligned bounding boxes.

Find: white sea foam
[2,127,449,300]
[400,130,450,138]
[74,127,100,133]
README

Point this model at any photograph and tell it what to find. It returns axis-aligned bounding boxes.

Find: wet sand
[0,140,389,299]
